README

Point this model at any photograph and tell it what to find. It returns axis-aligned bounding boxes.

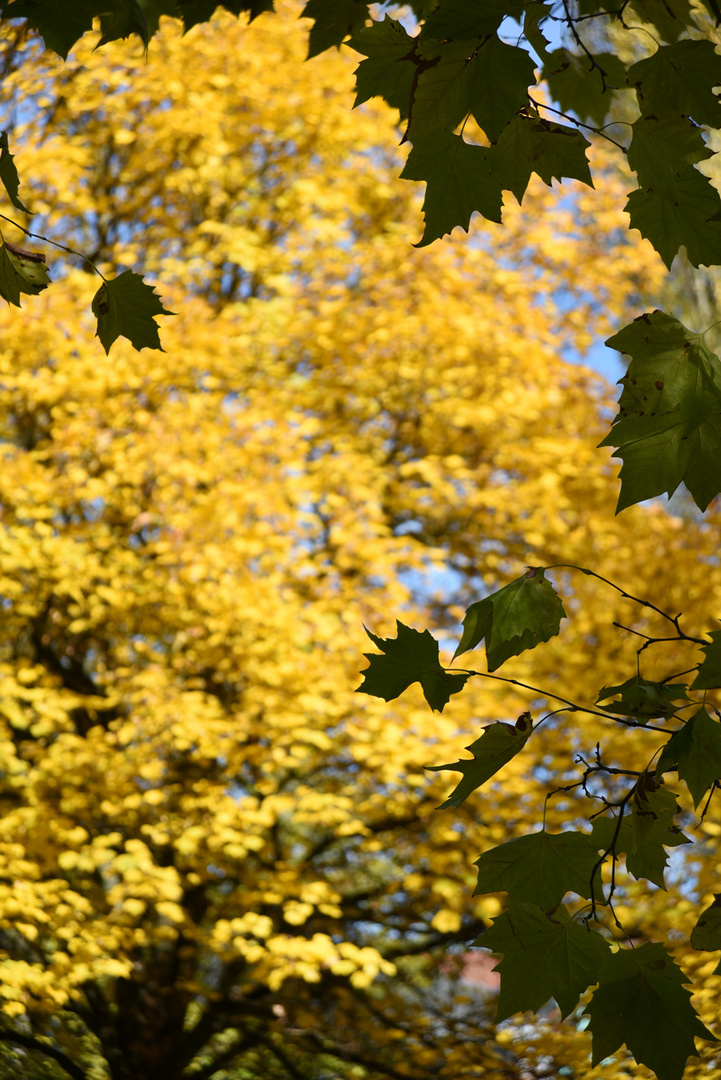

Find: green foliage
[657,708,721,807]
[400,131,502,245]
[586,943,716,1080]
[691,629,721,690]
[591,776,690,888]
[426,718,532,808]
[357,620,469,712]
[0,240,48,305]
[360,561,721,1077]
[0,131,31,214]
[473,829,599,908]
[478,901,610,1019]
[453,566,566,668]
[601,311,721,512]
[91,269,174,353]
[595,675,690,722]
[690,897,721,950]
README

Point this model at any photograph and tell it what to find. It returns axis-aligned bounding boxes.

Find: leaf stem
[0,213,106,280]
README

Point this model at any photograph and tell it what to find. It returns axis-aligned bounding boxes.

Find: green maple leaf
[98,0,182,45]
[408,42,478,139]
[477,901,610,1020]
[474,830,598,910]
[0,0,125,57]
[627,114,709,191]
[0,241,49,307]
[544,49,626,126]
[601,310,721,511]
[591,778,689,888]
[691,629,721,690]
[625,164,721,271]
[91,270,174,354]
[626,0,693,43]
[628,40,721,128]
[690,895,721,951]
[466,36,536,141]
[523,2,553,65]
[427,718,532,808]
[623,113,721,268]
[407,34,534,142]
[356,621,469,713]
[0,132,31,214]
[178,0,273,30]
[400,131,503,246]
[302,0,367,59]
[595,675,689,722]
[420,0,527,40]
[490,113,593,204]
[586,942,716,1080]
[453,567,565,671]
[349,18,416,115]
[658,707,721,807]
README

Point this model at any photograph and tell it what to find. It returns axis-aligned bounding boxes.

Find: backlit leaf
[691,629,721,690]
[92,270,174,354]
[591,777,689,888]
[427,719,532,807]
[356,620,469,712]
[477,901,610,1019]
[595,675,689,722]
[0,131,31,214]
[400,130,503,245]
[586,943,716,1080]
[601,310,721,511]
[474,830,598,909]
[657,707,721,807]
[454,567,565,671]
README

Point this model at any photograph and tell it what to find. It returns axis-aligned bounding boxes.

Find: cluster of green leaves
[358,563,721,1079]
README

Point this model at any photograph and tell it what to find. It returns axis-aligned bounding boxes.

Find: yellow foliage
[0,4,714,1079]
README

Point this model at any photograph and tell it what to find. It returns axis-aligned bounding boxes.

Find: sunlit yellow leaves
[0,3,716,1078]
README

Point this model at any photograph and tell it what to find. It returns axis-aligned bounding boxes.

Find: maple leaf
[595,675,690,723]
[0,241,49,307]
[427,719,532,808]
[490,113,593,204]
[465,36,536,142]
[544,48,626,127]
[657,707,721,807]
[420,0,527,38]
[628,40,721,128]
[356,621,469,712]
[523,2,553,65]
[400,131,503,245]
[625,168,721,271]
[474,830,598,909]
[302,0,367,59]
[477,901,610,1019]
[586,943,717,1080]
[591,778,689,888]
[349,18,416,115]
[454,567,565,670]
[691,629,721,690]
[690,895,721,951]
[0,0,126,57]
[601,310,721,511]
[0,131,31,214]
[91,271,174,354]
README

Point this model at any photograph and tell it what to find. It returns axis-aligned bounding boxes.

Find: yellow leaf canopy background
[0,5,719,1078]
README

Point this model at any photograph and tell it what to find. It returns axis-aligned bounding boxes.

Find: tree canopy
[0,3,720,1080]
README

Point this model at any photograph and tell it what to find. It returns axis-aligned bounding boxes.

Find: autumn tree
[1,3,721,1080]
